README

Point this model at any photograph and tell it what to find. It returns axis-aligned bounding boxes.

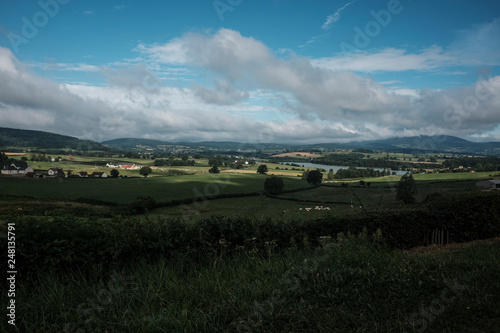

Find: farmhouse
[1,161,34,175]
[91,172,108,178]
[48,168,65,177]
[476,180,500,189]
[77,171,88,177]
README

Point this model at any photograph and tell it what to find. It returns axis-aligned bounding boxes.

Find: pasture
[0,173,309,205]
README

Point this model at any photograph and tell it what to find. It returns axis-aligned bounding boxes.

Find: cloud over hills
[1,24,500,143]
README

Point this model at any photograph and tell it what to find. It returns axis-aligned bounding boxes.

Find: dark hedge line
[2,192,499,279]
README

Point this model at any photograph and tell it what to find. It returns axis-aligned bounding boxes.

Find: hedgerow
[2,191,499,279]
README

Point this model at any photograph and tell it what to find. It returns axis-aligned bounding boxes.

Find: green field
[150,193,337,221]
[2,169,497,221]
[0,173,309,205]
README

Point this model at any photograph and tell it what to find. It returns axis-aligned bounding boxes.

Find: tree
[264,176,285,195]
[208,155,224,167]
[301,169,310,180]
[257,164,268,174]
[140,166,152,177]
[111,169,120,178]
[396,173,417,204]
[327,169,334,180]
[0,152,7,166]
[307,169,323,185]
[208,165,220,174]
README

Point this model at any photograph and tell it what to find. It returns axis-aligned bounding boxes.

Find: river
[278,162,408,175]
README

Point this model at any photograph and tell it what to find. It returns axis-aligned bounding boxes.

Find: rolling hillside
[0,127,110,152]
[2,127,499,155]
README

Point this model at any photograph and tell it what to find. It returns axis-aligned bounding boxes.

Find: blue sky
[1,0,500,143]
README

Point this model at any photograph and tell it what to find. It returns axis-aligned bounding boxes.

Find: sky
[0,0,500,144]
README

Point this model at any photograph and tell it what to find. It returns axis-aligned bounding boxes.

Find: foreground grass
[10,237,499,332]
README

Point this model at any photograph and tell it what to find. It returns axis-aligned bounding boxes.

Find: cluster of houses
[1,161,108,178]
[1,161,143,178]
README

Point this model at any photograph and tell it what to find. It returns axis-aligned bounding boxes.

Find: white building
[476,180,500,189]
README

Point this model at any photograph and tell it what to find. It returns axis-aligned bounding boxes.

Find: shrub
[208,165,220,174]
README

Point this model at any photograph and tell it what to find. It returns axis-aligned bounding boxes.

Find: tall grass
[10,236,500,332]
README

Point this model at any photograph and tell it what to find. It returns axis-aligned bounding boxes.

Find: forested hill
[0,127,109,151]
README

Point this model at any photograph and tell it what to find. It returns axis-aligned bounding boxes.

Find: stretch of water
[279,162,408,175]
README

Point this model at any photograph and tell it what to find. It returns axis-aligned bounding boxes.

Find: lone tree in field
[140,166,152,177]
[396,173,417,204]
[208,165,220,174]
[307,169,323,185]
[110,169,120,178]
[264,176,285,195]
[257,164,268,174]
[327,169,334,180]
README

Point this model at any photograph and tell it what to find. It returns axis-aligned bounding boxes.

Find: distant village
[1,157,499,190]
[0,160,142,179]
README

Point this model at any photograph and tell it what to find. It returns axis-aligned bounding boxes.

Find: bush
[208,165,220,174]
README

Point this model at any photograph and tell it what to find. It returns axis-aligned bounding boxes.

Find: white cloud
[313,46,454,72]
[450,18,500,67]
[1,21,500,145]
[322,1,356,30]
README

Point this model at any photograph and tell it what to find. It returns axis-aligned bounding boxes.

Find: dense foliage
[312,153,441,170]
[442,156,500,171]
[334,166,393,179]
[154,158,196,166]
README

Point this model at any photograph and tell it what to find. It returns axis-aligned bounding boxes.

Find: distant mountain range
[103,135,500,155]
[1,127,499,155]
[310,135,500,155]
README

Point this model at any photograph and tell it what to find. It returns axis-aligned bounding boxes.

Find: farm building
[48,168,65,177]
[77,171,88,177]
[476,180,500,189]
[91,172,108,178]
[1,161,34,175]
[120,163,139,170]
